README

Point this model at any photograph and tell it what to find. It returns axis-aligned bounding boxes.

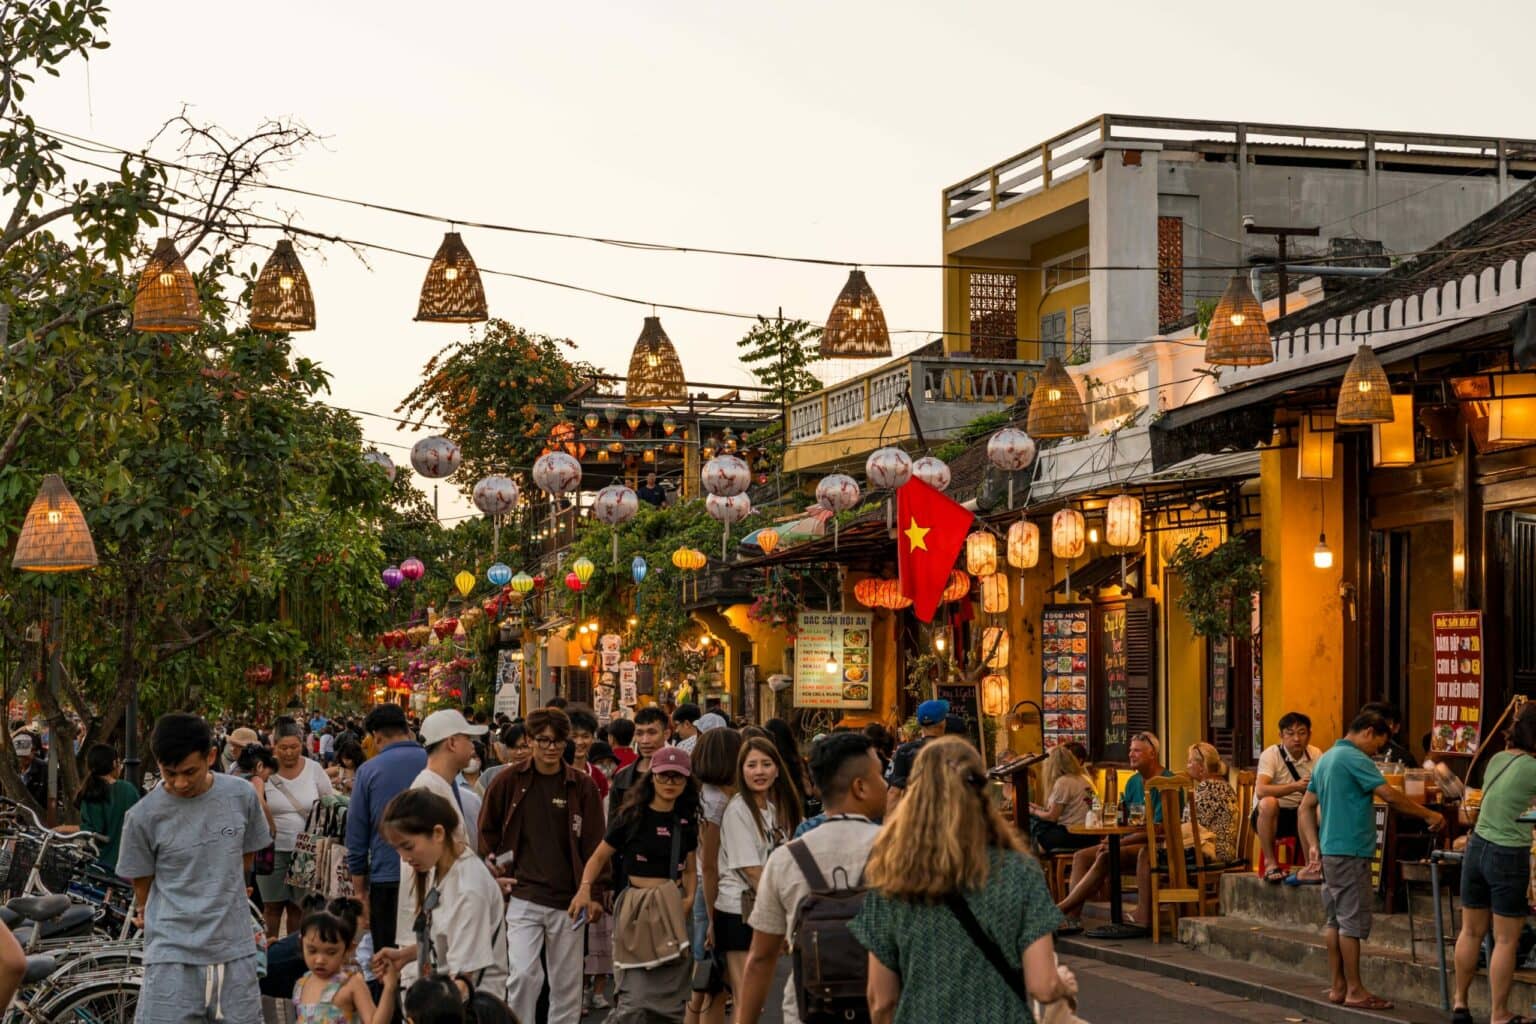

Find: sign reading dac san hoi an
[1431,610,1484,753]
[793,611,873,709]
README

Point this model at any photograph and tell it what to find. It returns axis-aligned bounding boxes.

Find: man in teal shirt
[1299,710,1442,1010]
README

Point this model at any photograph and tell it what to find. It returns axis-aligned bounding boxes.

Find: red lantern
[433,618,459,639]
[853,578,882,608]
[533,573,547,591]
[320,681,331,693]
[566,572,584,591]
[941,570,971,603]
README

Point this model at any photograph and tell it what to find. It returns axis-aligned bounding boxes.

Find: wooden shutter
[1124,598,1158,742]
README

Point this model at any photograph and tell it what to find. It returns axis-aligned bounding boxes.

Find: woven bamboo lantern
[132,238,202,333]
[1105,494,1143,549]
[981,674,1010,717]
[250,240,316,331]
[941,570,971,603]
[416,232,488,323]
[625,316,687,406]
[981,573,1009,613]
[1006,519,1039,569]
[820,269,891,358]
[13,475,97,572]
[982,626,1010,669]
[1025,358,1089,439]
[1052,509,1085,560]
[965,531,997,576]
[1335,345,1394,424]
[1205,274,1273,366]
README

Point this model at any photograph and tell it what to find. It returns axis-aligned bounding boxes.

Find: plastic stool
[1256,837,1298,876]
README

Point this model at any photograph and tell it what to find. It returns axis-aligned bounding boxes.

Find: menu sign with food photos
[793,611,874,709]
[1430,610,1484,753]
[1041,606,1090,748]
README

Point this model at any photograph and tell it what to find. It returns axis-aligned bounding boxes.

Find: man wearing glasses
[480,707,606,1024]
[1254,712,1323,883]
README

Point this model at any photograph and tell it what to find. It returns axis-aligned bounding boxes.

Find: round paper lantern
[400,557,425,582]
[982,626,1010,669]
[532,451,582,496]
[632,556,648,584]
[363,450,396,483]
[987,427,1037,472]
[912,456,951,491]
[1007,519,1040,569]
[381,566,404,590]
[886,589,913,610]
[410,436,461,479]
[941,570,971,603]
[981,572,1009,613]
[454,571,476,597]
[565,571,584,591]
[571,557,596,584]
[592,484,640,526]
[854,578,882,608]
[815,474,861,513]
[701,455,751,497]
[865,447,913,490]
[487,563,512,587]
[965,531,997,576]
[982,674,1010,717]
[706,493,752,526]
[510,571,534,594]
[687,548,708,570]
[671,547,692,570]
[757,528,780,555]
[472,475,519,515]
[1105,494,1144,549]
[1052,509,1086,560]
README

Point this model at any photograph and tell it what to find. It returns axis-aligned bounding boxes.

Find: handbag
[945,892,1087,1023]
[285,798,332,892]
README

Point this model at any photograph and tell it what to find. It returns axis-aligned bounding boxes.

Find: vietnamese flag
[897,478,975,622]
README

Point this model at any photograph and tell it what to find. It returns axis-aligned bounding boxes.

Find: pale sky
[26,0,1535,516]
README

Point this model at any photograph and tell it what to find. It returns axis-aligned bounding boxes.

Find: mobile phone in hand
[571,908,587,930]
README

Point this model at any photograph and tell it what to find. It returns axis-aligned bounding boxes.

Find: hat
[228,727,259,747]
[916,699,950,726]
[588,740,618,766]
[363,703,409,735]
[695,712,728,734]
[419,709,488,747]
[12,735,32,755]
[650,746,692,777]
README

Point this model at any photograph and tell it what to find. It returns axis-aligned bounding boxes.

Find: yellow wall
[942,225,1091,363]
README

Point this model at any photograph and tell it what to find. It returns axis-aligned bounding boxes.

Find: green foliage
[1194,298,1218,341]
[1165,533,1263,639]
[735,316,823,407]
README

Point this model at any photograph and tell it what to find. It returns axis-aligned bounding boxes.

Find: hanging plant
[1165,533,1263,640]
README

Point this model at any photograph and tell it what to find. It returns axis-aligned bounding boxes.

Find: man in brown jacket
[480,707,605,1024]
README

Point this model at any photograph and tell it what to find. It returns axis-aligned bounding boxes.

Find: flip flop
[1344,996,1394,1010]
[1264,867,1287,884]
[1284,872,1324,886]
[1450,1009,1473,1024]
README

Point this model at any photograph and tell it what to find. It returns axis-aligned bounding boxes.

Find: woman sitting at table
[1127,742,1238,926]
[1028,745,1100,853]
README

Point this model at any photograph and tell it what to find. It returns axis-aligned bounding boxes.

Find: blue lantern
[487,562,512,587]
[632,556,648,584]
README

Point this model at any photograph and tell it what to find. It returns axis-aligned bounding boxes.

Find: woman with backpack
[850,737,1076,1023]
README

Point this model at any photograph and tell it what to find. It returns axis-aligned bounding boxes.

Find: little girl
[294,899,399,1024]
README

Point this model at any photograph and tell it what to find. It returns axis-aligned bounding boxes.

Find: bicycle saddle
[21,955,54,984]
[6,895,71,922]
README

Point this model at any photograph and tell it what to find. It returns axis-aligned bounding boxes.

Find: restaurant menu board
[1100,606,1129,757]
[1209,636,1231,729]
[936,683,981,748]
[793,611,874,709]
[493,649,521,719]
[1431,610,1484,752]
[1041,607,1090,748]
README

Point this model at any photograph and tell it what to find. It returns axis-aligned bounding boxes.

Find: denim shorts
[1461,833,1531,918]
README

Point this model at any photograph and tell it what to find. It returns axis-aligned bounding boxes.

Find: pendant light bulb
[1313,533,1334,570]
[935,634,947,653]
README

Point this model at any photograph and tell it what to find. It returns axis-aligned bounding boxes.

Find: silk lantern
[1052,509,1085,560]
[706,493,752,558]
[815,473,861,549]
[454,571,476,597]
[487,563,512,587]
[510,571,534,594]
[632,556,648,584]
[472,476,519,515]
[986,427,1037,507]
[911,456,950,492]
[533,451,583,495]
[941,570,971,603]
[571,557,596,585]
[410,436,461,478]
[854,578,882,608]
[757,528,780,555]
[982,626,1010,669]
[965,531,997,576]
[363,450,396,483]
[981,573,1009,613]
[400,557,425,582]
[1105,494,1143,549]
[1007,520,1039,569]
[593,484,640,565]
[381,566,404,590]
[866,446,913,528]
[566,572,584,591]
[982,674,1010,718]
[701,455,751,498]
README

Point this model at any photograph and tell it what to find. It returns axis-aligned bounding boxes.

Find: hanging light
[415,232,488,323]
[1335,345,1395,424]
[510,572,535,594]
[981,573,1009,613]
[934,632,947,653]
[981,674,1010,717]
[1298,414,1335,480]
[965,531,997,576]
[1313,533,1334,570]
[584,410,600,431]
[757,528,780,555]
[1205,273,1273,366]
[132,237,202,333]
[1489,373,1536,442]
[626,411,642,431]
[982,626,1010,669]
[597,449,611,463]
[825,653,839,674]
[662,415,678,437]
[1052,509,1085,560]
[642,447,657,463]
[820,269,891,358]
[572,557,596,585]
[1373,394,1416,467]
[249,239,316,332]
[625,316,687,406]
[941,570,971,603]
[12,475,97,571]
[1006,519,1039,569]
[643,410,657,426]
[1025,358,1089,439]
[454,571,476,598]
[1105,494,1143,549]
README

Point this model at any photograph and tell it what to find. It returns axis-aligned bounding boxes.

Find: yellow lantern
[672,547,692,570]
[1105,494,1143,549]
[510,571,534,594]
[1006,519,1039,570]
[757,528,780,555]
[571,557,595,584]
[982,626,1010,669]
[691,549,708,570]
[965,531,997,576]
[981,674,1010,718]
[981,573,1009,613]
[454,570,476,597]
[1052,509,1085,560]
[1372,394,1416,467]
[1490,373,1536,442]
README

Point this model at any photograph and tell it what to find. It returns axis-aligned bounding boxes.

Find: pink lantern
[472,475,519,515]
[400,557,425,582]
[865,447,913,490]
[911,456,951,492]
[701,455,751,497]
[409,436,461,478]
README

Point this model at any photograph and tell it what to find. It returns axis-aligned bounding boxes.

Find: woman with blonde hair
[850,736,1075,1022]
[1125,740,1239,928]
[1028,744,1099,854]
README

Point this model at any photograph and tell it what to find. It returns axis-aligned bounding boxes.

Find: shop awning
[1051,553,1144,596]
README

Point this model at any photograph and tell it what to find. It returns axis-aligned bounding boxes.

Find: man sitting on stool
[1254,711,1322,882]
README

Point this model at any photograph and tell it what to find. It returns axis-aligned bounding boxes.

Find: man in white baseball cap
[409,709,487,841]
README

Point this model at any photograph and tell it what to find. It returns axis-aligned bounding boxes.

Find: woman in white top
[253,719,334,937]
[1027,744,1099,854]
[715,737,802,1000]
[371,788,509,999]
[688,727,742,1024]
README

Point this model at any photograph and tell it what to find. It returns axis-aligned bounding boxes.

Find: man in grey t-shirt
[118,713,272,1024]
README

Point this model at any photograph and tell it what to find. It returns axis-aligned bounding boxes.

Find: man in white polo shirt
[1254,710,1323,882]
[409,708,486,841]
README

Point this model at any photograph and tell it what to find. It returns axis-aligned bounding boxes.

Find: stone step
[1216,869,1459,957]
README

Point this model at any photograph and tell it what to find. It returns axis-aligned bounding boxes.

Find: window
[1158,216,1184,328]
[1039,311,1067,361]
[1069,305,1091,363]
[968,271,1017,359]
[1042,249,1089,293]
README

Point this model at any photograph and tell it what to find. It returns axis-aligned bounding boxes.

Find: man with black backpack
[734,732,887,1024]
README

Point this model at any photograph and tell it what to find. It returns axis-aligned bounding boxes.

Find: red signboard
[1431,610,1484,753]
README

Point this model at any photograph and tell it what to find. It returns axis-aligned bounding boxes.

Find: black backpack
[788,838,871,1024]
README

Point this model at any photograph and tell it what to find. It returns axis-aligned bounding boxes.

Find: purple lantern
[381,566,405,590]
[400,557,425,582]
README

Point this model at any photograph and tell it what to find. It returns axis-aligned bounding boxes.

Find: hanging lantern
[415,232,488,323]
[662,415,677,437]
[965,531,997,576]
[1052,509,1085,559]
[1336,345,1395,424]
[706,493,752,526]
[982,626,1010,669]
[820,269,891,358]
[487,563,512,587]
[1490,374,1536,442]
[1205,273,1272,366]
[854,578,883,608]
[597,449,611,463]
[400,557,425,582]
[609,441,626,455]
[566,572,584,591]
[454,571,476,597]
[625,316,687,406]
[381,566,404,590]
[1105,494,1143,549]
[757,528,780,555]
[584,410,601,431]
[533,573,547,591]
[1006,519,1039,569]
[981,674,1010,718]
[604,405,620,425]
[592,485,640,526]
[250,239,316,331]
[532,451,583,496]
[1025,358,1089,439]
[571,557,596,585]
[1297,414,1335,480]
[363,450,396,483]
[911,456,951,491]
[671,547,693,570]
[131,237,202,333]
[688,549,708,570]
[642,448,657,463]
[986,427,1037,472]
[1373,394,1416,466]
[626,411,642,431]
[510,571,534,594]
[12,474,97,571]
[941,570,971,603]
[865,447,913,489]
[815,474,861,513]
[981,573,1009,613]
[702,455,751,497]
[410,436,462,479]
[632,556,648,584]
[472,475,519,515]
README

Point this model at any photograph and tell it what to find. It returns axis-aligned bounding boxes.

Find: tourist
[12,733,46,811]
[1253,711,1322,882]
[674,703,704,754]
[850,736,1075,1021]
[477,722,530,796]
[479,707,606,1024]
[861,723,896,774]
[1299,709,1443,1011]
[688,726,742,1024]
[638,472,666,508]
[1360,701,1415,767]
[346,704,429,951]
[1124,742,1238,928]
[255,718,336,937]
[610,706,669,816]
[1027,744,1099,854]
[567,707,610,802]
[589,740,620,781]
[608,718,639,771]
[717,736,804,999]
[118,713,272,1024]
[66,743,138,873]
[328,738,367,796]
[1452,702,1536,1024]
[763,718,815,816]
[885,700,948,803]
[222,726,260,774]
[408,708,485,841]
[292,898,398,1024]
[735,732,887,1024]
[571,745,699,1021]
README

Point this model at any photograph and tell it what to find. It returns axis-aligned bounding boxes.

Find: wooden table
[1067,823,1147,939]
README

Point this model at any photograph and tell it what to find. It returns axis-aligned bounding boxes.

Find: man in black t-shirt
[885,699,948,811]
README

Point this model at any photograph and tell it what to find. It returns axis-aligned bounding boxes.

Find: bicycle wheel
[33,976,139,1023]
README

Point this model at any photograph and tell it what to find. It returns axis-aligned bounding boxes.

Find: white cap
[419,709,488,747]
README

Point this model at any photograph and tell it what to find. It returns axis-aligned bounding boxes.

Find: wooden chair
[1144,774,1210,943]
[1201,770,1256,910]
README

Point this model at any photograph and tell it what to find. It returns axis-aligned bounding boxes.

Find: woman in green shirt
[850,737,1075,1024]
[76,744,139,874]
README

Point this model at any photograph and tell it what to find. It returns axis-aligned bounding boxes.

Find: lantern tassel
[1008,477,1014,509]
[613,532,619,569]
[886,497,893,531]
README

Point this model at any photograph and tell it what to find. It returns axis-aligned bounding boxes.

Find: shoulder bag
[945,891,1087,1024]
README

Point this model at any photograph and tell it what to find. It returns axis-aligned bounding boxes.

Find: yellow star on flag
[904,517,930,552]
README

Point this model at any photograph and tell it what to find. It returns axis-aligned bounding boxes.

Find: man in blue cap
[885,699,948,811]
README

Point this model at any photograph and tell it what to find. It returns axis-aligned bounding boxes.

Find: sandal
[1057,917,1083,937]
[1343,996,1394,1010]
[1264,867,1287,884]
[1450,1008,1473,1024]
